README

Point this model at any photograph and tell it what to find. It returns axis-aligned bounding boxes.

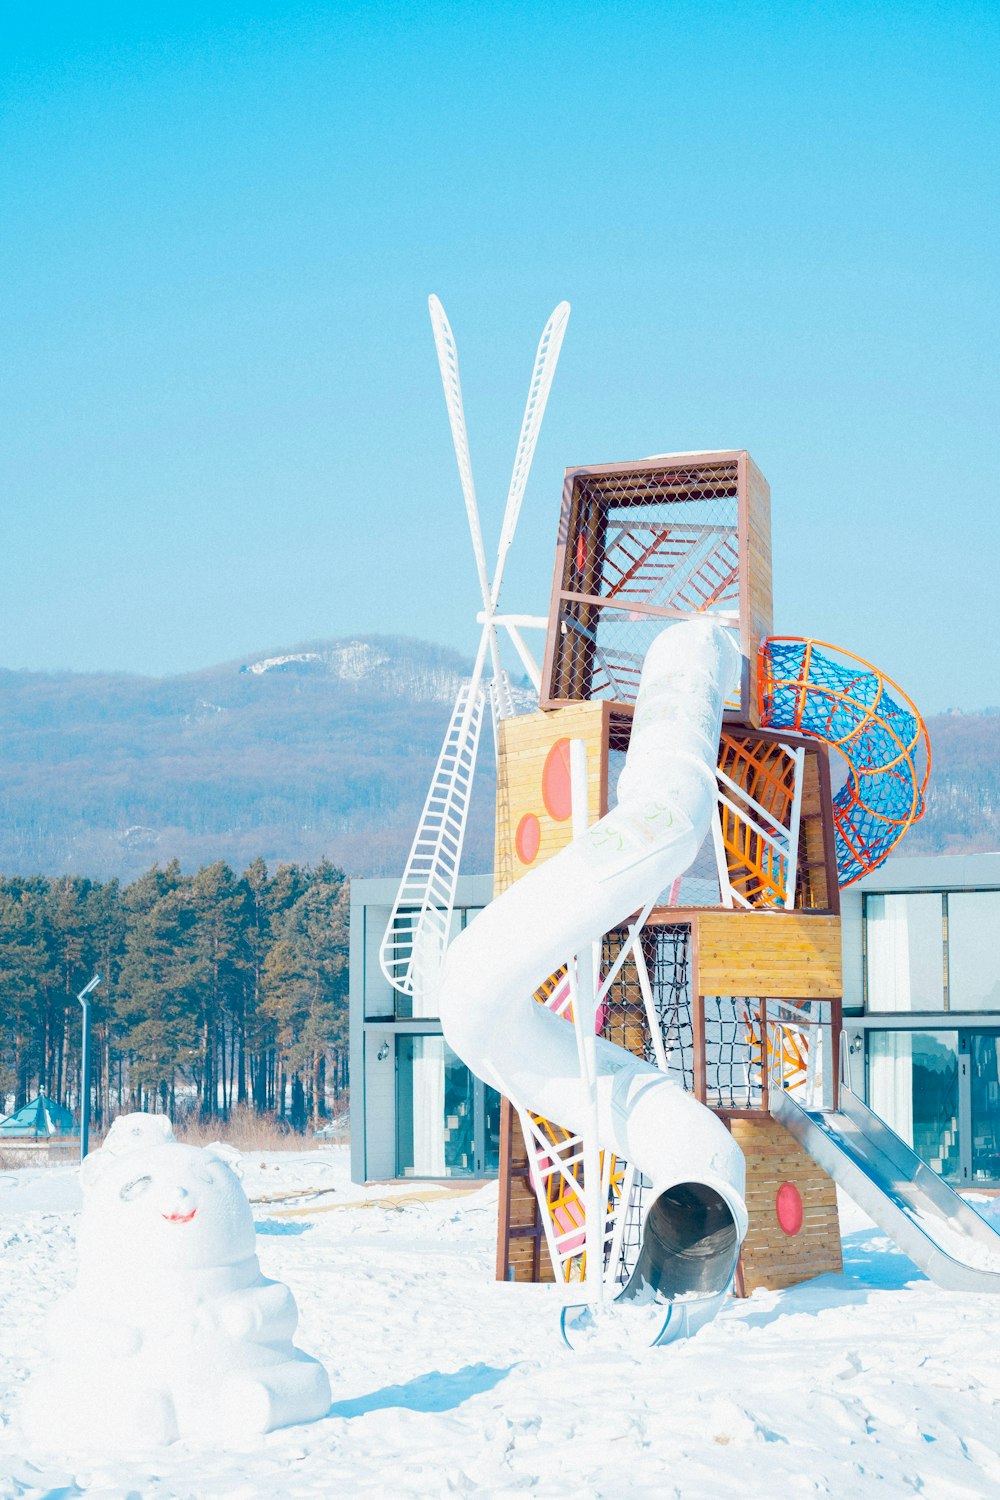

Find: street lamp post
[77,974,102,1160]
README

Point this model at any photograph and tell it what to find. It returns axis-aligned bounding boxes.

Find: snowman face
[80,1142,256,1272]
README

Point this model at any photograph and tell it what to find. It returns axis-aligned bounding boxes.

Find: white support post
[710,804,736,908]
[632,935,670,1074]
[781,744,806,910]
[500,621,542,693]
[569,737,604,1304]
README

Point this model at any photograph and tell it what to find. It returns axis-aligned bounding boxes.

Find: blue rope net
[760,639,928,886]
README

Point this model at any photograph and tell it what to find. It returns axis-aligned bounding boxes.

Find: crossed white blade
[379,295,570,999]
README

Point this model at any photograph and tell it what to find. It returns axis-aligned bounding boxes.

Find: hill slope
[0,638,994,881]
[0,636,499,881]
[903,708,1000,858]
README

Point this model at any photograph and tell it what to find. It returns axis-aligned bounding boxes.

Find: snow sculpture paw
[23,1112,331,1451]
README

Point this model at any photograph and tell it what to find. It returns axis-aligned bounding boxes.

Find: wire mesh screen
[704,997,762,1109]
[547,459,743,709]
[642,925,695,1086]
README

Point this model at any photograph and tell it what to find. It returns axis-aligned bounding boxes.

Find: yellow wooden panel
[494,702,609,895]
[797,750,832,911]
[695,912,842,998]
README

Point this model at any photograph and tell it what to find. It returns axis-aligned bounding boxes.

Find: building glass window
[363,909,396,1019]
[865,893,945,1012]
[395,1034,500,1177]
[866,1029,961,1182]
[969,1032,1000,1184]
[483,1082,502,1174]
[947,893,1000,1012]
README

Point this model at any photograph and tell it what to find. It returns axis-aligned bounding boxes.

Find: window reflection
[970,1033,1000,1184]
[396,1033,499,1177]
[948,893,1000,1012]
[865,893,944,1012]
[867,1030,960,1182]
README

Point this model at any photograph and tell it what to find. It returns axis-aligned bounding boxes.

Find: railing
[764,1002,843,1114]
[696,997,843,1115]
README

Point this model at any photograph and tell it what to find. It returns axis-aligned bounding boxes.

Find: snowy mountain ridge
[0,633,993,882]
[0,634,504,882]
[239,637,468,705]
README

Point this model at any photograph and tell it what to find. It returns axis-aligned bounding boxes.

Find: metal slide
[771,1080,1000,1292]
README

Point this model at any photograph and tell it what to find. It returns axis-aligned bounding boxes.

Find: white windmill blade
[428,295,493,612]
[379,627,490,1000]
[491,299,571,608]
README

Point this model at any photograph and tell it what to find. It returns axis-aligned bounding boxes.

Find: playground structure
[384,304,999,1338]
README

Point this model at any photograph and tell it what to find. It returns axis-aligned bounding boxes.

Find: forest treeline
[0,858,349,1132]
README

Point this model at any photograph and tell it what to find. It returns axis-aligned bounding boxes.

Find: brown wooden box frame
[539,449,773,727]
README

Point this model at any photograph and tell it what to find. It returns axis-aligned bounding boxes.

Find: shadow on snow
[328,1362,514,1419]
[736,1230,927,1330]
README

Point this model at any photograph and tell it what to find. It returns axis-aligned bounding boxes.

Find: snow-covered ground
[2,1148,1000,1499]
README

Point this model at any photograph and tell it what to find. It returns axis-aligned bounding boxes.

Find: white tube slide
[439,620,748,1302]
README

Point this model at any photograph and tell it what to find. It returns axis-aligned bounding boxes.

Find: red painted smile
[162,1210,197,1224]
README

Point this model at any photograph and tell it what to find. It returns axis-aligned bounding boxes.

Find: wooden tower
[494,451,846,1296]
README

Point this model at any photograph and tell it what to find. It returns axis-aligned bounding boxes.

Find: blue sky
[1,2,997,712]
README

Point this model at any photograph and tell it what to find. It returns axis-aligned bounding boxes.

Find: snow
[3,1148,1000,1498]
[903,1199,1000,1274]
[244,652,325,675]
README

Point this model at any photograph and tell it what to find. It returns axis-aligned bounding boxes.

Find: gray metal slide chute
[770,1082,1000,1293]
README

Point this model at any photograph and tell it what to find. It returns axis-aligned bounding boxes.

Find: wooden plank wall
[495,1099,556,1283]
[695,912,843,999]
[729,1116,843,1293]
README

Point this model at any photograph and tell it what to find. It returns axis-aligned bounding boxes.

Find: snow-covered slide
[772,1077,1000,1291]
[439,620,748,1315]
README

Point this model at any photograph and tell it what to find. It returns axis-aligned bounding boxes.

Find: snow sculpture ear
[204,1142,244,1180]
[103,1112,176,1157]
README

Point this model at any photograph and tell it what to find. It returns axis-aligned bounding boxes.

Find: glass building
[351,854,1000,1190]
[349,876,500,1183]
[841,852,1000,1189]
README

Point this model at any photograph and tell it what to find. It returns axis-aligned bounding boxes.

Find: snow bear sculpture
[25,1113,330,1449]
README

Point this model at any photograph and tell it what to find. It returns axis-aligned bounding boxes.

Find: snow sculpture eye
[120,1174,152,1202]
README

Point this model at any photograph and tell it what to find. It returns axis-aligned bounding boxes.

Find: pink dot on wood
[542,738,573,822]
[775,1181,804,1236]
[515,813,541,865]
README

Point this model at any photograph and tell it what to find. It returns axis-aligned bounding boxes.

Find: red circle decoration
[542,739,573,822]
[515,813,541,865]
[775,1181,804,1236]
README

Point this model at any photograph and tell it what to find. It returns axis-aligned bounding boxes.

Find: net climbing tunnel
[758,637,931,887]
